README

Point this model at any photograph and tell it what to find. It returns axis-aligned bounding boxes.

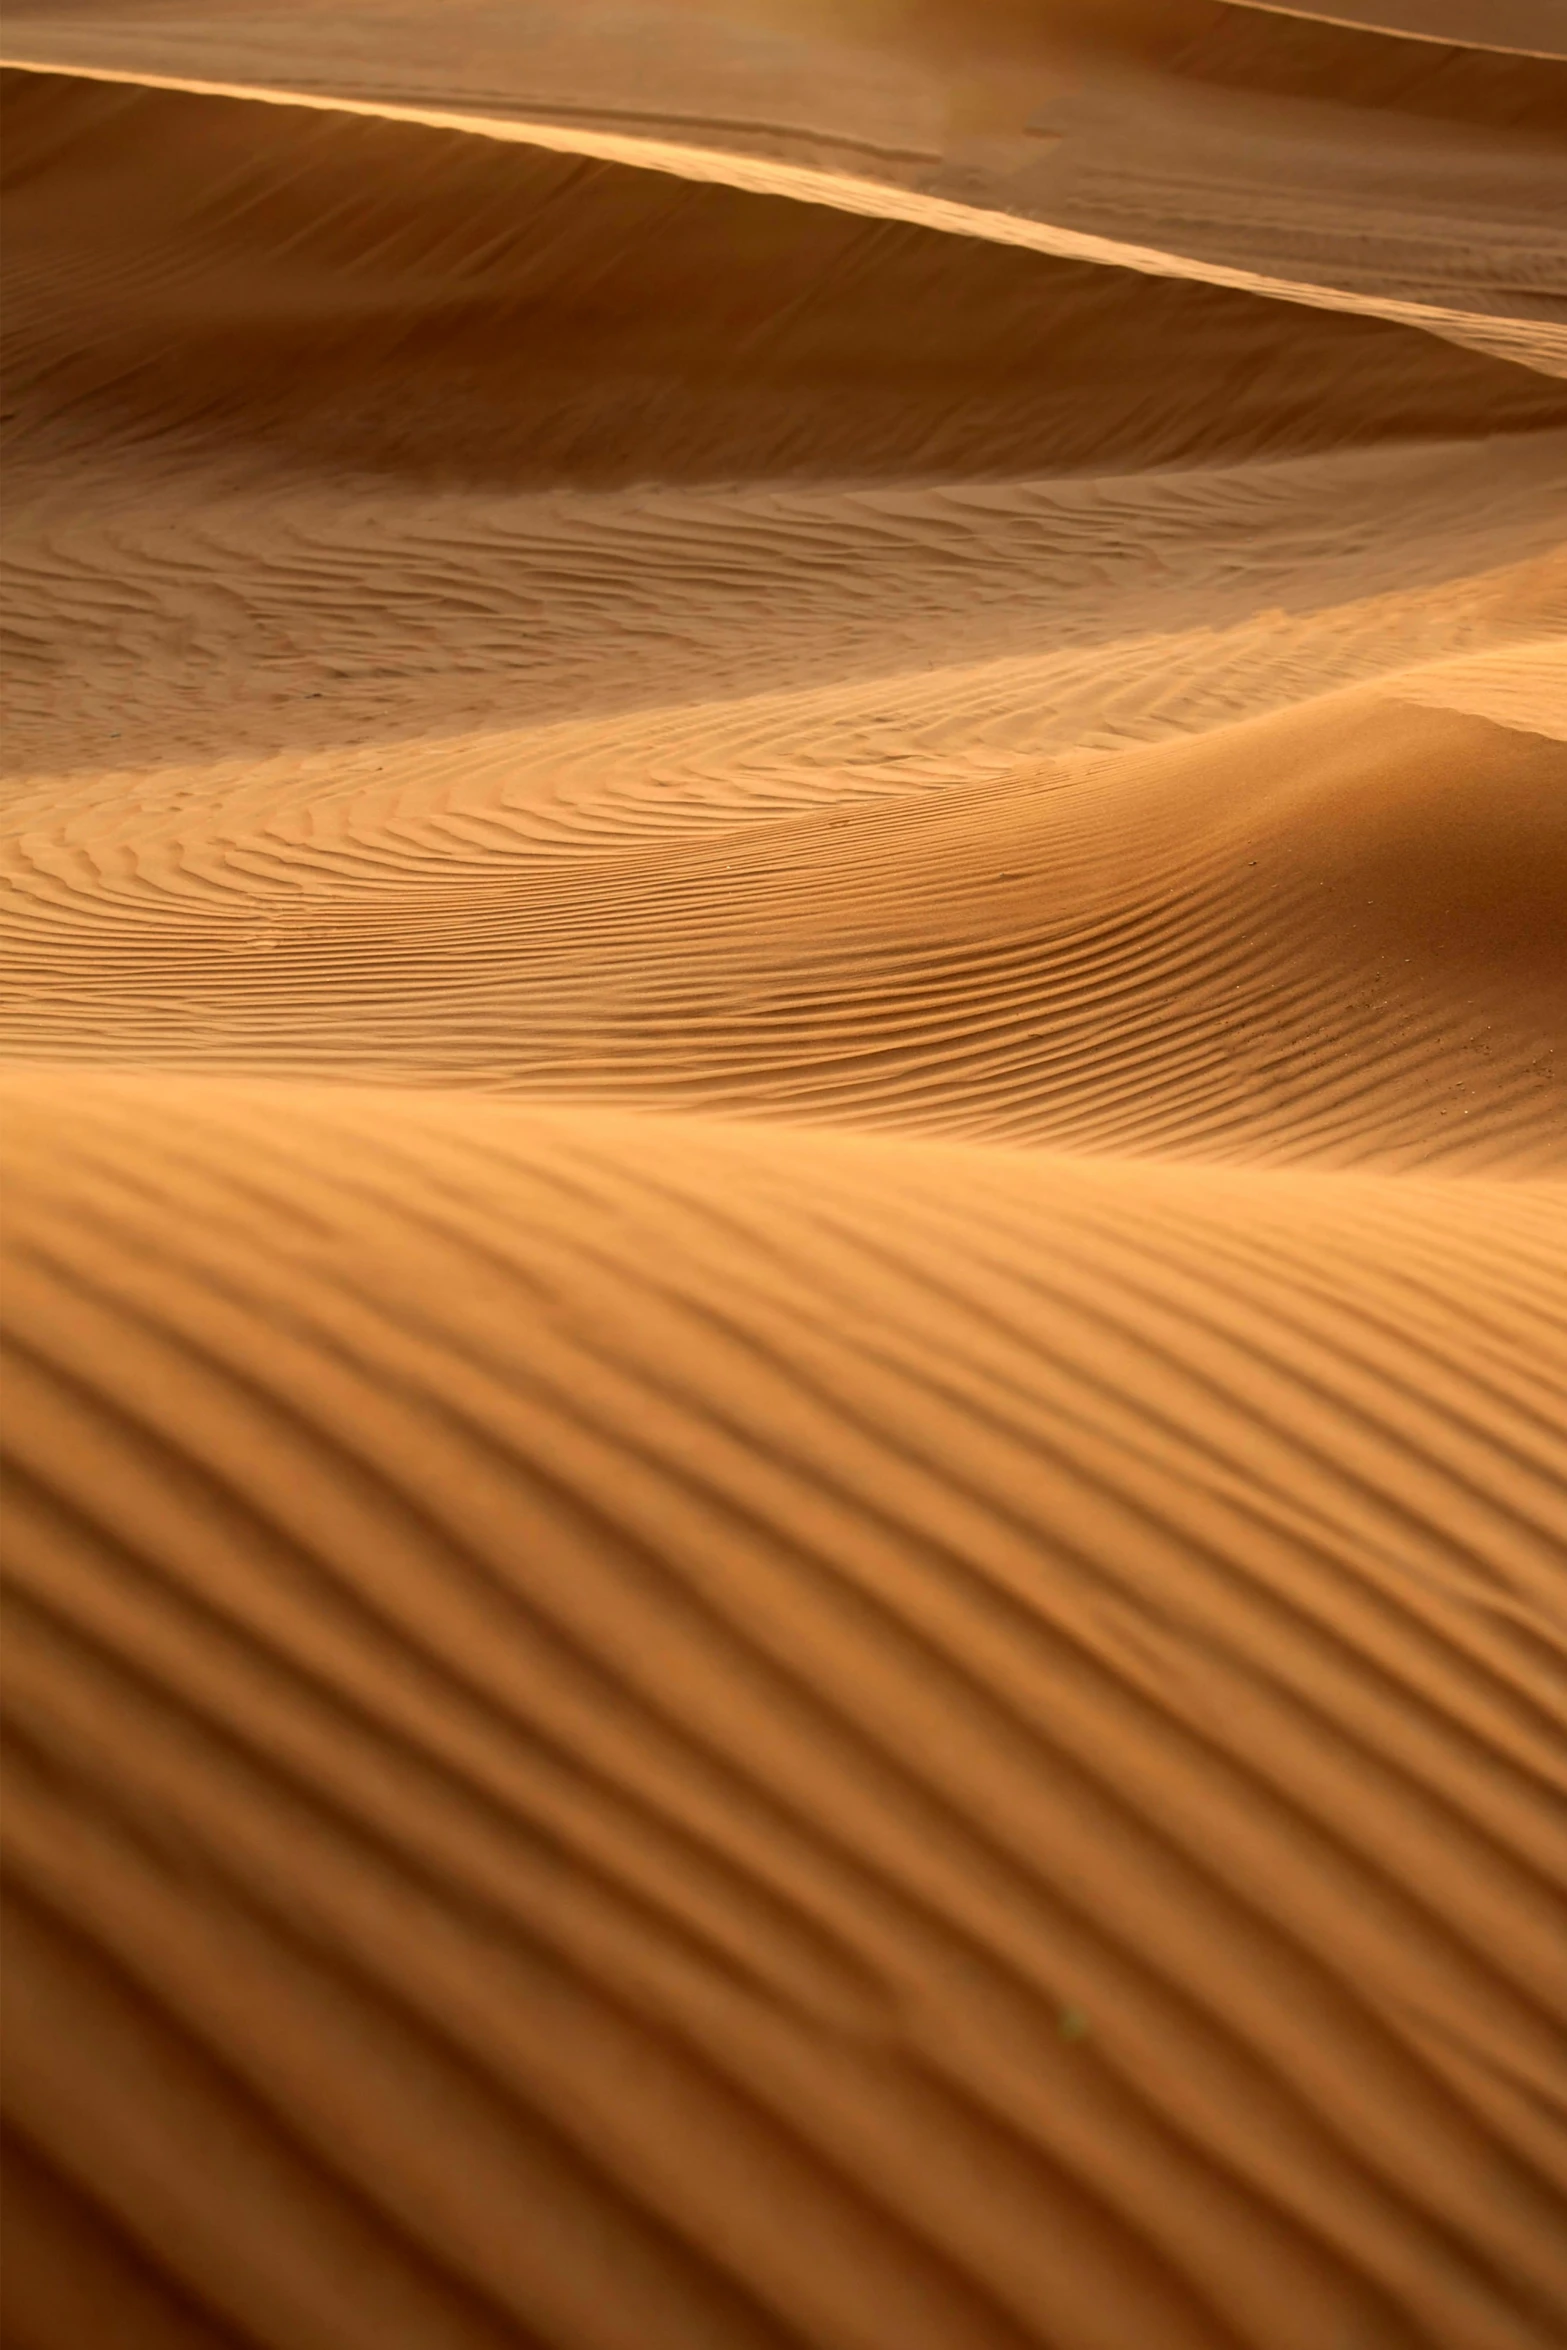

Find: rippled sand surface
[2,8,1565,2347]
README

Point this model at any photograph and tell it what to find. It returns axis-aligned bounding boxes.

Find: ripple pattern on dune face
[4,1083,1567,2350]
[9,691,1567,1170]
[2,12,1566,2350]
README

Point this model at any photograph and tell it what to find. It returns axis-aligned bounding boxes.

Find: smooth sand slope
[5,0,1565,376]
[2,8,1566,2348]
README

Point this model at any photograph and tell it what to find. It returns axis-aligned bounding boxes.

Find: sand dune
[5,1074,1567,2350]
[2,8,1566,2348]
[9,689,1567,1169]
[5,3,1566,375]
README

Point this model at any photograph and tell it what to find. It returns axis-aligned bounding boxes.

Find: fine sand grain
[2,8,1565,2348]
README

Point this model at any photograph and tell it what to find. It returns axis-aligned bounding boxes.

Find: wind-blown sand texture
[2,7,1566,2348]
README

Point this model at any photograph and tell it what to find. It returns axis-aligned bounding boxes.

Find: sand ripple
[2,12,1565,2347]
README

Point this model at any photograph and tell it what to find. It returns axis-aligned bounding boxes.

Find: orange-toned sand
[2,8,1565,2348]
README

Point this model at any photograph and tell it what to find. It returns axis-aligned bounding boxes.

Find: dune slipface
[2,7,1565,2349]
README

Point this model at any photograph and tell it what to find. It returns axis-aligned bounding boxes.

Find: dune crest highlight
[2,9,1565,2349]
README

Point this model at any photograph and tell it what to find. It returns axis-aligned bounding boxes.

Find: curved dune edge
[1227,1,1567,56]
[3,1069,1567,2350]
[1389,640,1567,739]
[2,53,1561,377]
[16,62,1559,523]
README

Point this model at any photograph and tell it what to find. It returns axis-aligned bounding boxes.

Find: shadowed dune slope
[5,1,1565,376]
[6,64,1563,498]
[4,1073,1567,2350]
[2,17,1566,2350]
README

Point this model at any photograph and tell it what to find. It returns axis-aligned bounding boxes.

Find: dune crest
[2,11,1565,2349]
